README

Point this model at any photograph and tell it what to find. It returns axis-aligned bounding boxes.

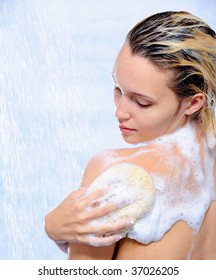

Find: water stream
[0,0,215,260]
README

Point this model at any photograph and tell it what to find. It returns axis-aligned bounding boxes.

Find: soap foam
[86,163,156,237]
[87,120,215,247]
[127,121,215,244]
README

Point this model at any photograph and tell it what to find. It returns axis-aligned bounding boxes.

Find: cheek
[138,109,175,129]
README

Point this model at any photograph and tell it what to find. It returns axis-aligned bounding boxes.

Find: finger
[88,219,134,235]
[65,187,87,202]
[70,187,107,207]
[78,185,129,207]
[64,188,106,213]
[78,234,123,247]
[75,216,134,237]
[83,198,132,220]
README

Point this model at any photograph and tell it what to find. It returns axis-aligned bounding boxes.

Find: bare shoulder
[80,147,142,187]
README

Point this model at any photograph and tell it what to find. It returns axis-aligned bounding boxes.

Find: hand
[44,187,134,248]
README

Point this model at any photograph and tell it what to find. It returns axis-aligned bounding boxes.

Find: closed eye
[136,101,151,108]
[114,84,153,108]
[114,85,122,96]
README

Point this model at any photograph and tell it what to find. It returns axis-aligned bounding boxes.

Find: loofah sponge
[86,162,156,236]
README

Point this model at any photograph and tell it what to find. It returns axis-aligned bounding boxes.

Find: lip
[119,125,136,134]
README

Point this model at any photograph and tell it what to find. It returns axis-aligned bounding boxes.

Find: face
[112,43,190,144]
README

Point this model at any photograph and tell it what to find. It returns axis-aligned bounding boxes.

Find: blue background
[0,0,215,259]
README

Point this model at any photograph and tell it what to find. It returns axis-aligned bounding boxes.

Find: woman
[45,11,216,259]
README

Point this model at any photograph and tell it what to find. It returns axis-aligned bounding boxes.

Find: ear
[185,93,205,116]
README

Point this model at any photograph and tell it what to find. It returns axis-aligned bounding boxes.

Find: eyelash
[114,86,151,108]
[114,86,121,95]
[137,102,151,108]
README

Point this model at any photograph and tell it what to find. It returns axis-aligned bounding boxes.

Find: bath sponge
[87,162,156,236]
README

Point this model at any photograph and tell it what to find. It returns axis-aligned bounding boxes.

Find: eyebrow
[111,73,156,102]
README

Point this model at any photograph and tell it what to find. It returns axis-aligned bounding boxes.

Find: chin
[122,134,156,145]
[122,136,142,145]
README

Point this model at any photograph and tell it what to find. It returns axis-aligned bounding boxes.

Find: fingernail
[118,198,134,208]
[125,220,135,227]
[116,235,123,241]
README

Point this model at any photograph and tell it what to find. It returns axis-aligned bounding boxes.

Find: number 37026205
[131,266,179,276]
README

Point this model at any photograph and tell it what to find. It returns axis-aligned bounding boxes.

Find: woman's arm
[44,150,132,254]
[44,188,126,252]
[68,243,116,260]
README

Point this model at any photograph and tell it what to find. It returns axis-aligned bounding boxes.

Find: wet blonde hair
[126,11,216,144]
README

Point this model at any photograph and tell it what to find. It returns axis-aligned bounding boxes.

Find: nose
[115,95,131,121]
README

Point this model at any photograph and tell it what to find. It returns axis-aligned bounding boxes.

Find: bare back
[69,122,216,260]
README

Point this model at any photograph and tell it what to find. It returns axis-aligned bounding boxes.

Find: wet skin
[68,44,214,260]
